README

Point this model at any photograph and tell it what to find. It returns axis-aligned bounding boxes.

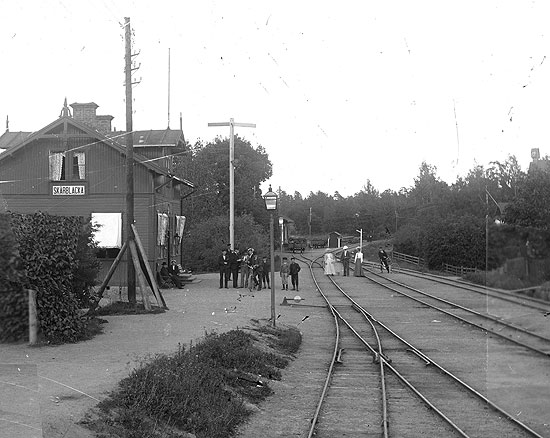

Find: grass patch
[82,324,301,438]
[463,270,540,290]
[80,316,108,340]
[251,320,302,356]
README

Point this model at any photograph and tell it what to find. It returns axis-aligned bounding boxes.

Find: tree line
[173,137,549,277]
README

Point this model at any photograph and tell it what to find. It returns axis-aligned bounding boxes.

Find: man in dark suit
[218,248,230,288]
[341,246,351,276]
[168,260,183,288]
[228,248,240,288]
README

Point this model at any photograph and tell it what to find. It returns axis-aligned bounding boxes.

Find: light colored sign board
[52,185,86,196]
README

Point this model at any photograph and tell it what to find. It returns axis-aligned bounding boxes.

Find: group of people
[218,246,267,290]
[323,245,391,276]
[218,246,301,292]
[323,245,364,277]
[159,260,187,288]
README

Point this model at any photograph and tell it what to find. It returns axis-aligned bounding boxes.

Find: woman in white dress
[354,248,363,276]
[324,250,337,275]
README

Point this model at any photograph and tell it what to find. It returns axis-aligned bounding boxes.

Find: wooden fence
[443,264,478,276]
[393,251,425,267]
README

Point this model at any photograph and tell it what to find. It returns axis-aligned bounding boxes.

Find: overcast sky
[1,1,549,196]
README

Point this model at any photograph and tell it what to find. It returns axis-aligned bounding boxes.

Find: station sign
[52,185,86,196]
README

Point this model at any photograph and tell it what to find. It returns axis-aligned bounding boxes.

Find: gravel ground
[0,270,321,438]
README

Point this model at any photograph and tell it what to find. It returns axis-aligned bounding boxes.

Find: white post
[208,119,256,250]
[279,217,284,268]
[229,119,235,250]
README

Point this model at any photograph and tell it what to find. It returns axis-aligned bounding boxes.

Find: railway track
[381,264,550,311]
[294,253,547,438]
[359,266,550,357]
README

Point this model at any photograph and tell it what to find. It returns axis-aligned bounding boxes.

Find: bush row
[394,214,550,273]
[0,212,100,343]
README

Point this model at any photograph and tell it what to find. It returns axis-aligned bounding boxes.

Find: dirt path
[1,272,315,438]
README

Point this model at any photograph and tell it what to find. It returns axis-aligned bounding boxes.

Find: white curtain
[75,152,86,179]
[176,215,186,244]
[157,213,169,245]
[49,152,64,180]
[91,213,122,248]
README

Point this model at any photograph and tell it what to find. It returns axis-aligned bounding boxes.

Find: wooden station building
[0,100,194,285]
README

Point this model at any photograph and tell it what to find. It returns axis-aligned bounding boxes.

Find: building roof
[0,116,194,188]
[0,130,33,152]
[108,129,185,148]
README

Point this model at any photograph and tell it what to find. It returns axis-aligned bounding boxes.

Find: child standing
[261,256,270,289]
[247,249,259,292]
[280,257,290,290]
[289,257,301,291]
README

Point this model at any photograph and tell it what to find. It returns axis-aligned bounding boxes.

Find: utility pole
[167,48,171,129]
[309,207,312,241]
[207,118,255,250]
[124,17,141,304]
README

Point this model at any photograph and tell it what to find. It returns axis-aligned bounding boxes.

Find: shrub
[9,212,86,344]
[0,214,28,342]
[71,219,101,307]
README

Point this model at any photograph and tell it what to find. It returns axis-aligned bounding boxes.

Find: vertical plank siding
[0,117,190,287]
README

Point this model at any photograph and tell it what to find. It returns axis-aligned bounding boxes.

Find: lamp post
[264,185,278,327]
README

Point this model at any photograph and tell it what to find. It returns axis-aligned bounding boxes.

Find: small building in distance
[529,148,550,174]
[328,231,342,248]
[0,99,194,285]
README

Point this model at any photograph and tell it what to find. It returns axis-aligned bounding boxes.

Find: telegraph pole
[208,118,255,250]
[309,207,312,241]
[124,17,141,304]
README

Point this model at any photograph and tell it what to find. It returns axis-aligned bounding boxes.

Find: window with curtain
[49,151,86,181]
[49,151,65,180]
[175,215,186,255]
[157,212,169,259]
[73,152,86,180]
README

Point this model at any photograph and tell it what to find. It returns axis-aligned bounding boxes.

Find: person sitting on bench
[159,262,183,288]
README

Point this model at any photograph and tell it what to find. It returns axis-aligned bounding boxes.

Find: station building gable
[0,100,194,285]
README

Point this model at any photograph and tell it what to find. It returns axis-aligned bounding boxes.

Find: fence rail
[443,263,478,276]
[392,251,480,276]
[393,251,425,267]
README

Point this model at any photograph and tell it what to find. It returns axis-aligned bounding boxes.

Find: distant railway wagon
[310,238,327,249]
[287,237,307,253]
